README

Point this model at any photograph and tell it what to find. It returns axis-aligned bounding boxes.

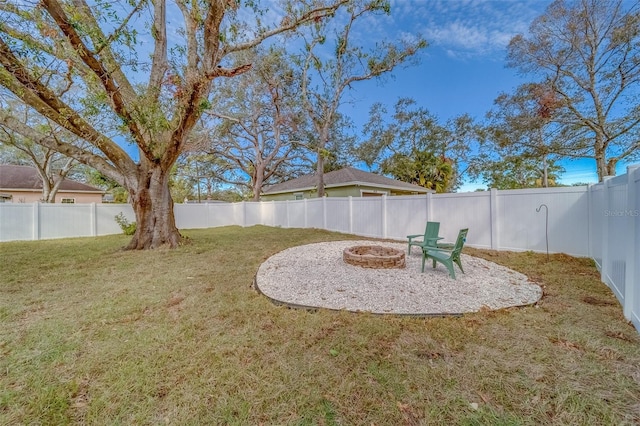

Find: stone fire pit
[343,245,405,269]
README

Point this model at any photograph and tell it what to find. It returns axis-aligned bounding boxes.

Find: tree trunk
[594,136,608,182]
[126,165,183,250]
[42,181,53,203]
[46,177,66,203]
[538,129,548,188]
[595,157,607,182]
[607,158,618,177]
[316,151,325,197]
[313,120,331,198]
[252,174,263,201]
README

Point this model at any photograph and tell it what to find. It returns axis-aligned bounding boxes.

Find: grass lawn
[1,225,639,425]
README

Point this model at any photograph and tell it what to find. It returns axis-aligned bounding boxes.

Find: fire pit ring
[343,245,405,269]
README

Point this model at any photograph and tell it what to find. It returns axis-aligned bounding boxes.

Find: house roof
[0,165,104,193]
[263,167,431,195]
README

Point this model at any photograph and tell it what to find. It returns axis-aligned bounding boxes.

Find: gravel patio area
[254,240,543,316]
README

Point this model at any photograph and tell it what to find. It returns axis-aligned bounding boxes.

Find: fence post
[285,200,290,228]
[90,203,97,236]
[587,184,592,259]
[348,196,353,234]
[623,166,639,318]
[270,200,276,226]
[600,176,613,287]
[382,194,387,238]
[322,196,327,230]
[32,202,40,241]
[426,192,432,222]
[241,201,247,227]
[490,188,498,250]
[304,198,308,228]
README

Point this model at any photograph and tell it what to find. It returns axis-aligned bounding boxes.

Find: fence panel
[631,168,640,330]
[98,204,133,235]
[305,198,324,228]
[0,203,34,241]
[39,204,93,239]
[174,203,238,229]
[325,198,350,234]
[175,204,211,229]
[206,203,237,228]
[244,202,262,226]
[603,176,629,302]
[232,202,244,226]
[286,200,306,228]
[498,187,589,256]
[589,185,605,269]
[272,202,289,227]
[430,192,492,248]
[385,195,429,241]
[259,202,275,227]
[352,197,383,238]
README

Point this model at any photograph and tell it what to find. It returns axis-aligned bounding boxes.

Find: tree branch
[223,1,349,56]
[42,0,147,150]
[0,37,135,175]
[70,0,139,102]
[148,0,168,95]
[0,110,124,185]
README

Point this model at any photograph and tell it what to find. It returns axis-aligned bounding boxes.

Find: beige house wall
[1,190,103,203]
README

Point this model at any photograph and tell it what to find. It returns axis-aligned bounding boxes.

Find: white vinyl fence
[0,165,638,330]
[589,165,640,329]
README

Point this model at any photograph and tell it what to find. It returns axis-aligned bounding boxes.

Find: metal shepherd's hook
[536,204,549,261]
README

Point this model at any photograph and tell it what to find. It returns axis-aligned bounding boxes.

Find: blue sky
[335,0,620,191]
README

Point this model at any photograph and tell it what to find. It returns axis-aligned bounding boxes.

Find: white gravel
[255,240,543,315]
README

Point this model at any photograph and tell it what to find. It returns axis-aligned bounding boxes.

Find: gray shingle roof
[263,167,430,194]
[0,165,104,192]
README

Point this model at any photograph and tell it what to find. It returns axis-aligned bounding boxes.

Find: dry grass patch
[0,227,639,425]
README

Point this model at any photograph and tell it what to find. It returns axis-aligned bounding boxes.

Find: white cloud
[388,0,548,59]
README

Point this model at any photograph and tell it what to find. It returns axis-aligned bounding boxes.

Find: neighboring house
[0,165,104,203]
[261,167,432,201]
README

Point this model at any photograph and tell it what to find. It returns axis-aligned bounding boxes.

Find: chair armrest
[436,243,455,250]
[423,246,453,253]
[407,234,422,239]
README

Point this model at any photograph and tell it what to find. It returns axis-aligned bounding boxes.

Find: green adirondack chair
[407,221,441,254]
[421,228,468,279]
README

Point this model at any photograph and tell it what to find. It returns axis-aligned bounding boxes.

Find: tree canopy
[299,0,426,196]
[356,98,479,192]
[0,0,349,248]
[506,0,640,181]
[205,46,310,201]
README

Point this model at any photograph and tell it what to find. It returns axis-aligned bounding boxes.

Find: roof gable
[263,167,430,194]
[0,165,104,193]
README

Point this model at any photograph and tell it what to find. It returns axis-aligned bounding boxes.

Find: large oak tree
[0,0,348,249]
[507,0,640,181]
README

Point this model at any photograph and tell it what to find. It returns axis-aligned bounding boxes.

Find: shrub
[114,212,136,235]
